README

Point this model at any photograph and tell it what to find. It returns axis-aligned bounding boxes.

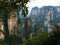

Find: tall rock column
[8,10,20,37]
[24,18,32,39]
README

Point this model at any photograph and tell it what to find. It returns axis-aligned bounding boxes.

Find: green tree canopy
[0,0,29,16]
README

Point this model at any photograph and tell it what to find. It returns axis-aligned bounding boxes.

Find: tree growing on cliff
[0,0,29,42]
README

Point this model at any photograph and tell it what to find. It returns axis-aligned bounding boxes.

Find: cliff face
[24,18,32,38]
[41,6,56,33]
[29,6,60,33]
[8,10,20,36]
[0,10,20,40]
[0,19,5,41]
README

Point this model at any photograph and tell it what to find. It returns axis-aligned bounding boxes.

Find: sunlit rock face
[0,19,5,41]
[8,10,20,36]
[40,6,56,33]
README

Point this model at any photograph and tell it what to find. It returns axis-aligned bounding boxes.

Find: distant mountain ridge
[29,6,60,33]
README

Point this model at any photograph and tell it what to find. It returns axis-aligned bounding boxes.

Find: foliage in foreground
[0,25,60,45]
[22,25,60,45]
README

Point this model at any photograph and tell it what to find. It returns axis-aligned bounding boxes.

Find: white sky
[26,0,60,12]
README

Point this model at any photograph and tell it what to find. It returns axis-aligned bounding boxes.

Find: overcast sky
[26,0,60,12]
